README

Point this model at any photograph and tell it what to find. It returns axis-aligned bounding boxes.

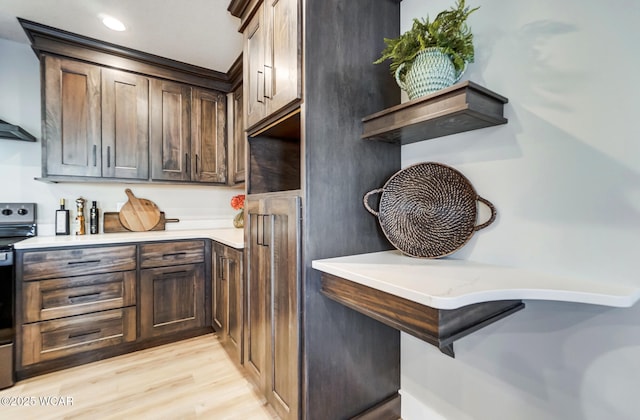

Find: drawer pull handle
[68,292,101,302]
[68,329,101,339]
[67,260,101,265]
[162,252,187,259]
[218,256,226,279]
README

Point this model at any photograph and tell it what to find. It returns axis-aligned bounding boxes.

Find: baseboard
[351,392,401,420]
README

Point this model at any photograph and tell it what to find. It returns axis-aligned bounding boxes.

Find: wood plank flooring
[0,334,279,419]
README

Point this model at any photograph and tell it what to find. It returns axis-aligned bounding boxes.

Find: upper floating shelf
[361,81,508,145]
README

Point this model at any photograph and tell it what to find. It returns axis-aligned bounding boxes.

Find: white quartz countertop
[14,228,244,250]
[312,250,640,310]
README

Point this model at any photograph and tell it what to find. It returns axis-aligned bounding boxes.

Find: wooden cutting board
[104,212,179,233]
[118,188,161,232]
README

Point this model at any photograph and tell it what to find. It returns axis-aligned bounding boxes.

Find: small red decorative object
[231,194,245,211]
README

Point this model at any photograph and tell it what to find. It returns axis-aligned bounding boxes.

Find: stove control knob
[17,208,28,215]
[1,209,13,216]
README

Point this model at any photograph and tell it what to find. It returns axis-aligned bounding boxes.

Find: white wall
[398,1,640,419]
[0,38,242,235]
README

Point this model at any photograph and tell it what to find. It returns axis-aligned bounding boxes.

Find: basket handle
[363,188,384,217]
[394,64,407,91]
[474,196,497,231]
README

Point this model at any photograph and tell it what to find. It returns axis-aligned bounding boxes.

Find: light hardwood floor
[0,334,279,419]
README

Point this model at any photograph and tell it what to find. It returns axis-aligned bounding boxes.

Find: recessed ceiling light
[101,15,126,31]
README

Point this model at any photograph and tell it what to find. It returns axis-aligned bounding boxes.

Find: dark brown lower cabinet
[139,263,206,339]
[245,192,301,420]
[212,242,243,364]
[15,240,211,380]
[21,307,136,366]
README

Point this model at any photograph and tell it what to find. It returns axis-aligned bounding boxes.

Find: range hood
[0,119,36,142]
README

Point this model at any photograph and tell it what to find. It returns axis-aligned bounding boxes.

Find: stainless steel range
[0,203,36,389]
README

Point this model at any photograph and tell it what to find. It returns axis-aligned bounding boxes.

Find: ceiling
[0,0,243,73]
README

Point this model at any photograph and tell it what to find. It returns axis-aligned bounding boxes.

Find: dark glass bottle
[90,201,99,234]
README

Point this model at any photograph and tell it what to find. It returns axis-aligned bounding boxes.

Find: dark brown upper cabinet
[101,68,150,179]
[228,86,246,184]
[149,79,191,182]
[191,88,227,183]
[243,0,301,132]
[43,56,149,180]
[22,19,241,185]
[150,81,227,183]
[43,55,102,178]
[43,55,155,181]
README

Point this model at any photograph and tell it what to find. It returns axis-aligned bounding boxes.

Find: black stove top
[0,203,37,251]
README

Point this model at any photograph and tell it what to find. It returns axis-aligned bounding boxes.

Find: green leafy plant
[374,0,479,78]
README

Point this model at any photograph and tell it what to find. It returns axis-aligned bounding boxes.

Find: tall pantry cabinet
[229,0,402,418]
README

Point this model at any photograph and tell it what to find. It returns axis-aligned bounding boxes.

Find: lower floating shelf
[312,250,640,356]
[321,272,523,357]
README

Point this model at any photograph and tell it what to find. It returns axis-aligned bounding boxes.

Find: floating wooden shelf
[313,250,640,356]
[320,273,524,357]
[361,81,508,145]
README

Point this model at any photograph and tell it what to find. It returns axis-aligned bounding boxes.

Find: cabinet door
[244,5,267,129]
[212,243,227,333]
[245,194,300,420]
[139,263,205,338]
[244,198,268,387]
[43,55,101,177]
[265,0,301,116]
[150,79,191,181]
[229,87,245,184]
[226,246,244,364]
[191,88,227,183]
[213,242,244,364]
[101,68,149,179]
[264,194,301,420]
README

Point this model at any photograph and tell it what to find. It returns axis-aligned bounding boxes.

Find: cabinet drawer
[23,271,136,323]
[21,307,136,366]
[140,240,205,268]
[22,245,136,281]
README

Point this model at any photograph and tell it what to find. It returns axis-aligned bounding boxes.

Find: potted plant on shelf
[374,0,479,100]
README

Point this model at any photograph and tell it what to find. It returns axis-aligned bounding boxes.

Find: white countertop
[14,228,244,250]
[312,250,640,310]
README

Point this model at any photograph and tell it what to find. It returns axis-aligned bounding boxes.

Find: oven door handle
[0,251,13,267]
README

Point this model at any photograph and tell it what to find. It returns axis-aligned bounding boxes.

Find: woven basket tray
[364,162,496,258]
